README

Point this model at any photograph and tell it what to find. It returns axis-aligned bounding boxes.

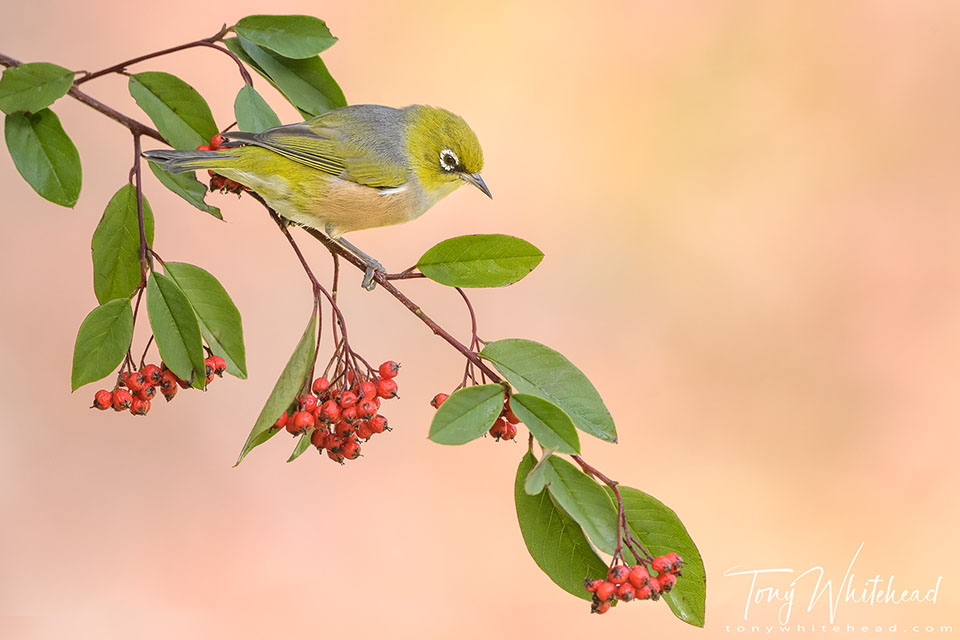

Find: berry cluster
[430,392,521,442]
[197,134,244,194]
[585,553,684,615]
[273,360,400,464]
[92,355,227,416]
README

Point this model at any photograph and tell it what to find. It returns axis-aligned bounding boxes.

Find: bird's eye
[439,149,459,172]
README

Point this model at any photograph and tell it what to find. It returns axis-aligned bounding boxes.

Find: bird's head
[404,105,491,203]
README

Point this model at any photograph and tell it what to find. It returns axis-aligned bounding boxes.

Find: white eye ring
[439,149,459,172]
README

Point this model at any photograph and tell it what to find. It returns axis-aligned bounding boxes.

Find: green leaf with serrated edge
[287,427,315,462]
[128,72,218,149]
[224,37,346,118]
[235,15,338,59]
[515,452,608,600]
[608,485,707,627]
[164,262,246,379]
[234,84,282,133]
[71,299,133,391]
[91,184,155,303]
[0,62,75,115]
[146,272,206,389]
[4,109,81,206]
[523,447,557,495]
[236,312,316,465]
[417,234,544,288]
[510,394,579,454]
[148,163,222,219]
[544,456,619,556]
[428,384,504,445]
[481,339,617,443]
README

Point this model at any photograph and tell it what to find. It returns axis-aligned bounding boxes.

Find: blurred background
[1,1,958,637]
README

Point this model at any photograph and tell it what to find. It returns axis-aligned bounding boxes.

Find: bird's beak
[461,172,493,199]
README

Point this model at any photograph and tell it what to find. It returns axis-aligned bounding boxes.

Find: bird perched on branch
[143,104,491,289]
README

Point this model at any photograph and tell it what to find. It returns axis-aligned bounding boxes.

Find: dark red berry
[93,389,113,410]
[502,422,518,440]
[310,428,327,448]
[628,565,650,589]
[341,437,361,460]
[312,377,330,395]
[340,406,358,424]
[503,408,521,424]
[339,391,358,408]
[204,359,215,384]
[430,393,449,409]
[376,378,398,399]
[356,399,377,419]
[112,389,133,411]
[141,364,162,385]
[608,565,630,585]
[327,448,345,463]
[161,382,178,402]
[334,421,353,438]
[489,418,507,439]
[129,397,151,415]
[378,361,399,379]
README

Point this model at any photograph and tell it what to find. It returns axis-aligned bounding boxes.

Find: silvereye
[143,104,491,289]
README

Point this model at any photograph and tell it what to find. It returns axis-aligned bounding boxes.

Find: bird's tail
[142,148,242,174]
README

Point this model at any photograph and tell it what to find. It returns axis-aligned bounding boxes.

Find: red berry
[136,385,156,401]
[634,584,653,600]
[356,399,377,419]
[129,397,151,415]
[210,133,223,148]
[93,389,113,410]
[376,378,398,399]
[378,361,400,379]
[341,437,361,460]
[608,565,630,585]
[334,421,354,438]
[158,370,177,389]
[300,394,318,412]
[592,601,611,615]
[489,418,507,439]
[161,382,178,402]
[658,573,677,593]
[356,421,374,440]
[585,578,603,593]
[319,400,340,423]
[617,582,636,602]
[340,406,358,424]
[312,377,330,395]
[324,433,344,452]
[502,422,518,440]
[359,381,377,399]
[666,552,684,576]
[141,364,162,385]
[196,144,211,151]
[647,575,663,600]
[503,408,521,424]
[310,428,327,448]
[210,355,227,376]
[124,371,146,392]
[286,411,313,435]
[327,448,345,463]
[430,393,449,409]
[595,581,617,603]
[652,555,671,575]
[112,389,133,411]
[204,358,216,384]
[372,396,381,409]
[339,391,358,408]
[176,374,191,389]
[274,412,288,429]
[369,415,388,434]
[628,565,650,589]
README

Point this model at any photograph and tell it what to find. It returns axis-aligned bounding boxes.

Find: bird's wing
[223,107,409,188]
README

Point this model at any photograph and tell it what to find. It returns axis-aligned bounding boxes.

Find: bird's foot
[361,258,385,291]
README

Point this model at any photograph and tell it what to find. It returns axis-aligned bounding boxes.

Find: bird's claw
[361,259,385,291]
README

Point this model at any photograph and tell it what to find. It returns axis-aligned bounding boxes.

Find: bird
[143,104,491,289]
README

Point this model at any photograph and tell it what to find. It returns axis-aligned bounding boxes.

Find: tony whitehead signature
[724,543,942,624]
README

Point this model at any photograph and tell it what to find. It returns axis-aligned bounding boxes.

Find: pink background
[1,1,958,637]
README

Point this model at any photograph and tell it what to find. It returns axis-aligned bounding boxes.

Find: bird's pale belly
[220,168,428,238]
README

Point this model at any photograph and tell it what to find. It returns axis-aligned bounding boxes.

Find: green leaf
[614,486,707,627]
[428,384,504,445]
[481,339,617,443]
[0,62,75,115]
[148,163,222,219]
[509,394,579,454]
[146,271,206,389]
[163,262,247,379]
[4,109,81,206]
[523,447,557,495]
[234,84,282,133]
[224,37,346,118]
[235,15,338,59]
[236,312,316,465]
[544,457,619,555]
[70,298,133,390]
[515,453,608,600]
[417,234,544,288]
[287,427,315,462]
[128,72,218,149]
[91,184,155,303]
